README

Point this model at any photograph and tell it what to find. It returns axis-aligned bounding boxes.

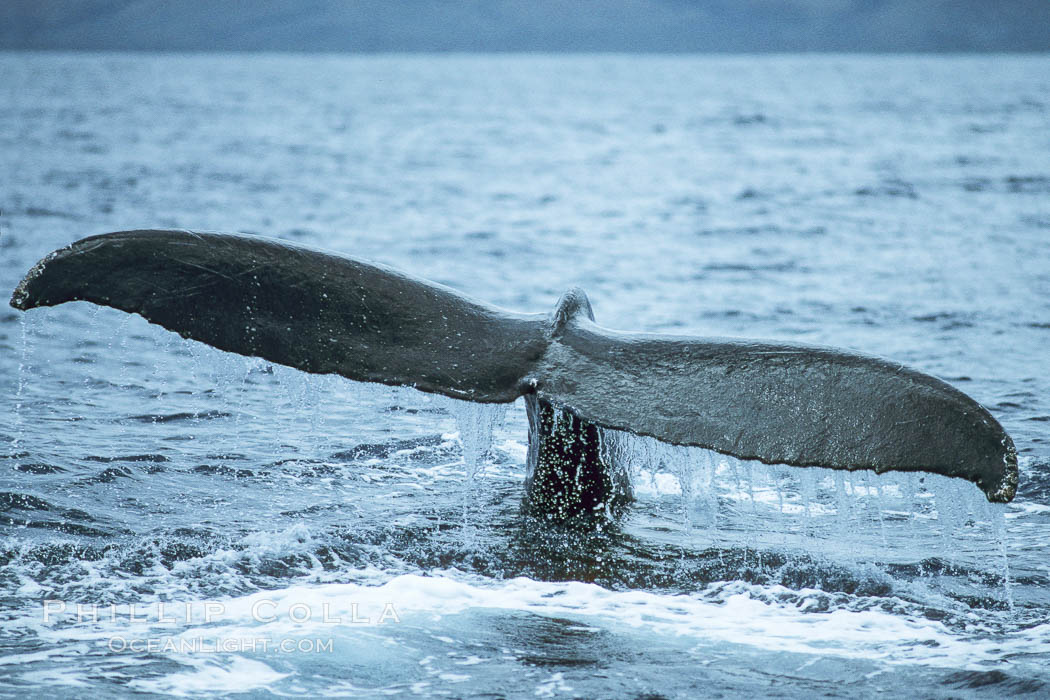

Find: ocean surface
[0,53,1048,698]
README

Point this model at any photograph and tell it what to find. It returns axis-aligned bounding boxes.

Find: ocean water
[0,53,1049,698]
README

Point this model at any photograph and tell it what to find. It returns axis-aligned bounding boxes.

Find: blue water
[1,53,1049,698]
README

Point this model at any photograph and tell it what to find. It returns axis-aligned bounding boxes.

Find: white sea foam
[129,657,289,696]
[17,572,1050,695]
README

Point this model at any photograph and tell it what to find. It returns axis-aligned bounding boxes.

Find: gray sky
[3,0,1049,52]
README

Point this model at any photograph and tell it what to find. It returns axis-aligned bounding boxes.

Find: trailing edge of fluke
[10,230,1018,508]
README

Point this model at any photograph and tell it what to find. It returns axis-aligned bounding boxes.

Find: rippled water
[1,53,1049,698]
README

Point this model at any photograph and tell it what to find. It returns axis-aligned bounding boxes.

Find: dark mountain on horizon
[3,0,1049,53]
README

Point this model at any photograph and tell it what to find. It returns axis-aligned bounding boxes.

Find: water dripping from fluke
[605,433,1016,606]
[446,397,508,546]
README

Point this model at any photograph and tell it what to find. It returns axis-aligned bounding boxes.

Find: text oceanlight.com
[107,637,335,654]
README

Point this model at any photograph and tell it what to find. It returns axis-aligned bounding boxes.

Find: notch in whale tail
[11,230,1018,511]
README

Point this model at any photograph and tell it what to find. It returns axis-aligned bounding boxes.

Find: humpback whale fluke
[10,230,1018,519]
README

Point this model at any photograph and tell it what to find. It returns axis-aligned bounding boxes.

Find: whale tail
[11,229,1018,504]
